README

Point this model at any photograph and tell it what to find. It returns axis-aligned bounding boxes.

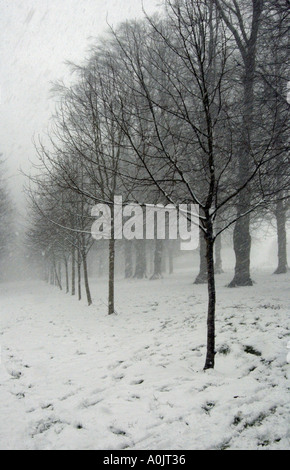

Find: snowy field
[0,262,289,450]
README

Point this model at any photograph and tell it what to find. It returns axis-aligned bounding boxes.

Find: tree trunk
[71,246,76,296]
[98,246,105,278]
[134,239,147,279]
[107,210,116,315]
[108,238,115,315]
[42,260,46,282]
[204,223,216,370]
[124,240,133,279]
[77,251,82,301]
[274,200,288,274]
[64,258,69,293]
[215,231,223,274]
[58,262,62,289]
[44,262,49,283]
[194,227,208,284]
[83,252,92,306]
[229,213,253,287]
[50,265,54,286]
[229,57,255,287]
[54,262,62,290]
[150,239,163,280]
[214,0,263,287]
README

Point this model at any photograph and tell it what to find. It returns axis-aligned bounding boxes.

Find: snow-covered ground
[0,264,289,450]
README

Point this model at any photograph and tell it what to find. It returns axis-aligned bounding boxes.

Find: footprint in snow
[131,394,140,399]
[110,426,127,436]
[113,373,125,380]
[8,369,22,380]
[81,397,103,408]
[10,391,25,399]
[108,360,124,370]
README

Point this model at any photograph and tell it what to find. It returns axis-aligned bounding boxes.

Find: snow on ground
[0,266,289,450]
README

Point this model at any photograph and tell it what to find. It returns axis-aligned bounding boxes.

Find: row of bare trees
[26,0,289,370]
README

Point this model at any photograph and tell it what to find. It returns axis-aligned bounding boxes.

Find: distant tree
[0,155,13,280]
[25,161,94,306]
[257,0,290,274]
[213,0,265,287]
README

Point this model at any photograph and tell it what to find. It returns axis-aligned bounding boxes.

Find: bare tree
[257,0,290,274]
[109,0,286,369]
[212,0,264,286]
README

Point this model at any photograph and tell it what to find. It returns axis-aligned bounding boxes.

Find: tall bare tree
[213,0,264,286]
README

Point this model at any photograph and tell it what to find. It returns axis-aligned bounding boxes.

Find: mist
[0,0,289,452]
[0,0,159,280]
[0,0,158,207]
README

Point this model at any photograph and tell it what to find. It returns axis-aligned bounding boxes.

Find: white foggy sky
[0,0,159,206]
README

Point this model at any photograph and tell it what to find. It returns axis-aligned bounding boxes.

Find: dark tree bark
[204,222,216,370]
[83,252,92,306]
[108,237,115,314]
[274,200,288,274]
[108,214,115,315]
